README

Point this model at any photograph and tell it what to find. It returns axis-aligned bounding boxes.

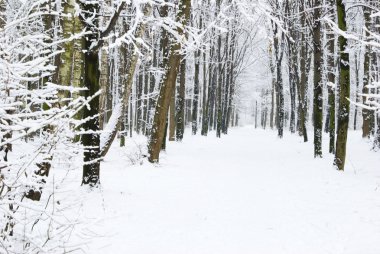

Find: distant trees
[2,0,379,251]
[354,1,380,148]
[79,0,253,166]
[264,0,380,171]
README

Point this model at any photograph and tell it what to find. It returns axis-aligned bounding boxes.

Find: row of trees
[0,0,261,252]
[1,0,379,251]
[260,0,380,171]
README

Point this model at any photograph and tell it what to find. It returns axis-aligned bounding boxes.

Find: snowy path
[79,127,380,254]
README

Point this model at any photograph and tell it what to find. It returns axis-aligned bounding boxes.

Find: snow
[100,103,122,150]
[71,126,380,254]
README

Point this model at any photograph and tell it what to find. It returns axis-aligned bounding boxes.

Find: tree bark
[176,58,186,141]
[334,0,350,171]
[99,0,111,130]
[148,0,192,162]
[169,88,176,140]
[201,33,208,135]
[272,18,285,138]
[326,0,336,154]
[225,21,236,134]
[58,0,84,107]
[298,2,308,142]
[192,14,201,135]
[81,26,101,187]
[313,0,323,157]
[362,6,373,138]
[216,0,223,138]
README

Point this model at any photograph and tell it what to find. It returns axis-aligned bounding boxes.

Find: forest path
[81,126,380,254]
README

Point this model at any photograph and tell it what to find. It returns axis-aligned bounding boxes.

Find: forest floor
[70,126,380,254]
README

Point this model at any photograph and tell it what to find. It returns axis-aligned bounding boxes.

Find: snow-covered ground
[71,126,380,254]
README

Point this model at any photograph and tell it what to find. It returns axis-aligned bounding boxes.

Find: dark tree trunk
[216,0,223,138]
[326,0,336,154]
[334,0,350,171]
[362,6,373,138]
[201,40,214,136]
[313,0,323,157]
[82,52,101,186]
[273,17,285,138]
[176,58,186,141]
[169,89,176,141]
[201,39,208,136]
[328,86,335,154]
[222,21,231,134]
[225,24,236,133]
[298,2,308,142]
[80,2,101,186]
[286,1,297,134]
[269,44,276,130]
[192,25,201,135]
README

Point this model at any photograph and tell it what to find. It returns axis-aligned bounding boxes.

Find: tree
[325,0,336,154]
[0,1,95,250]
[99,3,153,158]
[79,1,126,185]
[300,1,311,142]
[148,0,192,163]
[362,5,374,138]
[176,57,187,141]
[216,0,223,138]
[192,11,202,135]
[334,0,350,171]
[80,1,102,186]
[313,0,323,157]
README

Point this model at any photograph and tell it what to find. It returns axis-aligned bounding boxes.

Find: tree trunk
[201,37,214,136]
[362,6,373,138]
[273,18,285,138]
[255,101,258,129]
[147,35,158,136]
[326,0,336,154]
[176,58,186,141]
[82,44,101,186]
[58,0,84,106]
[169,89,176,140]
[216,0,223,138]
[222,25,231,134]
[269,43,276,129]
[201,36,208,136]
[99,3,153,158]
[192,16,201,135]
[148,0,192,162]
[286,1,296,134]
[225,23,236,133]
[313,0,323,157]
[334,0,350,171]
[99,1,111,130]
[136,71,143,134]
[141,66,148,134]
[298,2,308,142]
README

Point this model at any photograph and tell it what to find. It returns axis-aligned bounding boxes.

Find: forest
[0,0,379,253]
